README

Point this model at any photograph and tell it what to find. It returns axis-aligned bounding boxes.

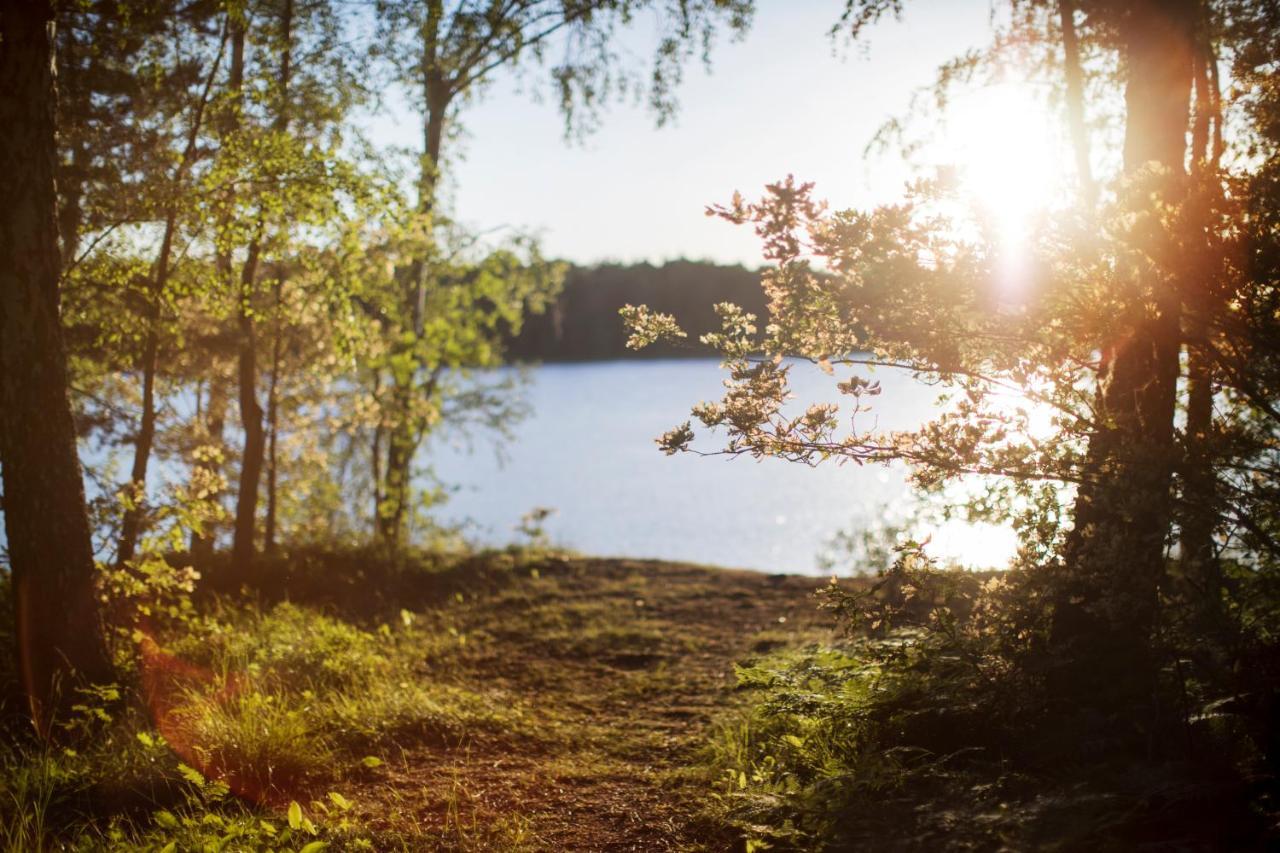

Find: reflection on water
[425,359,1021,575]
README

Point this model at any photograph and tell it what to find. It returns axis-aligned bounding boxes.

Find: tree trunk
[116,24,226,566]
[231,0,296,567]
[378,4,447,547]
[218,16,265,578]
[1054,0,1196,695]
[264,278,283,555]
[115,217,171,567]
[232,279,265,571]
[1179,28,1224,627]
[0,0,114,735]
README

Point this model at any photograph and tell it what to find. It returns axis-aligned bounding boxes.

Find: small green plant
[515,506,556,549]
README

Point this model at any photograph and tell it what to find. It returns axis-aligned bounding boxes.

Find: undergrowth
[701,545,1280,851]
[0,547,550,851]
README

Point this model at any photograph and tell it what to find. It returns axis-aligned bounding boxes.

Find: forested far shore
[505,260,767,362]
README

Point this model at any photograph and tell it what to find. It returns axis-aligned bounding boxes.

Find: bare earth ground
[345,557,837,852]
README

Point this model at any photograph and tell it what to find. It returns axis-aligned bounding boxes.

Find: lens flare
[941,83,1064,299]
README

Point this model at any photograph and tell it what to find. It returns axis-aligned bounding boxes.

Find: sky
[368,0,997,267]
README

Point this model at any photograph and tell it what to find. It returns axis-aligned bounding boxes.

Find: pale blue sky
[371,1,996,266]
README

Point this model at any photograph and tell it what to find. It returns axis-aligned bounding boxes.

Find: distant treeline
[506,260,768,361]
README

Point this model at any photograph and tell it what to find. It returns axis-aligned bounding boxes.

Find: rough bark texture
[1055,0,1196,694]
[0,0,114,735]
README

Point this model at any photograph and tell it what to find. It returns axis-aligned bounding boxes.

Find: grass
[0,548,836,850]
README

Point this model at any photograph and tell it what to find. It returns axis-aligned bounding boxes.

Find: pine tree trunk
[0,0,114,735]
[1054,0,1196,696]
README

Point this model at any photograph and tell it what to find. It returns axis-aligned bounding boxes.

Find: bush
[702,545,1278,850]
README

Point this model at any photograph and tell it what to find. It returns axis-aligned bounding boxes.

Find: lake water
[426,359,1019,575]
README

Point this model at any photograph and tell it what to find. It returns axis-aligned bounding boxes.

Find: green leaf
[299,842,328,853]
[360,756,383,768]
[287,801,303,830]
[783,734,805,748]
[135,731,154,748]
[159,843,176,853]
[154,810,178,829]
[327,791,353,811]
[177,763,205,786]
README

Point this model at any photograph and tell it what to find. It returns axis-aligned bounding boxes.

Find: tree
[627,0,1277,704]
[0,0,114,735]
[206,0,371,574]
[369,0,753,545]
[109,3,229,566]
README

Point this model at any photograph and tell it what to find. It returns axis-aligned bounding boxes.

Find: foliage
[703,543,1276,849]
[0,551,535,850]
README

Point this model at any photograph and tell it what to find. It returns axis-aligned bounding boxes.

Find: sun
[939,83,1067,297]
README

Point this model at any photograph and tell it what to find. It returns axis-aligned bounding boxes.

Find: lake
[425,359,1019,575]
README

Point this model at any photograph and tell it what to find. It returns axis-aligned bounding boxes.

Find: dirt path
[348,558,837,851]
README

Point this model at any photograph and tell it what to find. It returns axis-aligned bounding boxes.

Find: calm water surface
[427,359,1018,574]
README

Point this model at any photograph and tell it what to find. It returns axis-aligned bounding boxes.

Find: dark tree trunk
[1180,28,1224,627]
[1181,345,1218,600]
[0,0,114,735]
[1054,0,1196,698]
[115,216,172,567]
[264,280,283,555]
[232,283,265,571]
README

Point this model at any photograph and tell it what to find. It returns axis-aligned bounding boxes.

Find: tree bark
[1054,0,1196,694]
[0,0,114,735]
